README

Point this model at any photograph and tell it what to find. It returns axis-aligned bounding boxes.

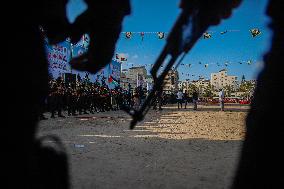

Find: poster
[45,34,121,89]
[44,38,72,78]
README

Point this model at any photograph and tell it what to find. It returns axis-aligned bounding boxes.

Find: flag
[115,53,127,62]
[220,30,228,35]
[108,76,113,83]
[126,32,132,39]
[157,32,165,39]
[203,32,211,39]
[250,28,261,37]
[108,72,119,86]
[120,57,127,61]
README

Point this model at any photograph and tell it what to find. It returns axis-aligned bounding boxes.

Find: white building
[210,69,238,90]
[191,77,211,95]
[192,78,210,89]
[178,80,192,93]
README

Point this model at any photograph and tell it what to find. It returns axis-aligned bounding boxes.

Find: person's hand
[205,0,242,25]
[69,0,131,74]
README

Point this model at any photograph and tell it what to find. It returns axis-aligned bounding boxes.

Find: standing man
[219,88,225,111]
[183,90,189,109]
[177,90,183,109]
[192,89,198,110]
[152,91,163,110]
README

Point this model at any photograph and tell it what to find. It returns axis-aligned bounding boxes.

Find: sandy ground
[38,103,248,189]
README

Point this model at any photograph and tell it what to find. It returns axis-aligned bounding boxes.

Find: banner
[45,38,72,78]
[44,33,121,89]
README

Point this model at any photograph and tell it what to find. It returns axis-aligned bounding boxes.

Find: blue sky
[67,0,271,81]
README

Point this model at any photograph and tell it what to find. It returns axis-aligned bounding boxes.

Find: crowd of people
[174,89,230,111]
[40,77,124,119]
[175,90,198,110]
[39,76,172,120]
[39,76,247,120]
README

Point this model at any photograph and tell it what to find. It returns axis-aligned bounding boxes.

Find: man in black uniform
[50,77,65,118]
[183,90,189,109]
[66,84,74,116]
[192,89,198,111]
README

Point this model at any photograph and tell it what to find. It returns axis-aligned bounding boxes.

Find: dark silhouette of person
[4,0,130,188]
[192,90,199,110]
[69,0,131,74]
[232,1,284,188]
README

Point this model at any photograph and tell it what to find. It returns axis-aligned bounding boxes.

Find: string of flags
[203,28,261,39]
[122,32,167,40]
[124,60,254,71]
[120,28,261,41]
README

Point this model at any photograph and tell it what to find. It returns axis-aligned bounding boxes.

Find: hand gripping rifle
[122,0,214,129]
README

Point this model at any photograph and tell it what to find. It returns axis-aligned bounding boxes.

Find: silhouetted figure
[183,91,189,109]
[232,1,284,188]
[192,90,199,110]
[69,0,131,74]
[177,90,183,109]
[5,0,130,188]
[219,88,225,111]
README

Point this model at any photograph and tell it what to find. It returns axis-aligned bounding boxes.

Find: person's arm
[41,0,71,44]
[179,0,242,26]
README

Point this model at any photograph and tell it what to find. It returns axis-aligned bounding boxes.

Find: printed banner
[44,38,72,78]
[44,33,120,89]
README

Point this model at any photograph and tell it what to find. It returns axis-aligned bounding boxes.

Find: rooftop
[129,66,146,69]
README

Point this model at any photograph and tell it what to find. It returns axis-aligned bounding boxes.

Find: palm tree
[203,84,215,98]
[224,85,234,97]
[187,83,198,95]
[239,81,255,99]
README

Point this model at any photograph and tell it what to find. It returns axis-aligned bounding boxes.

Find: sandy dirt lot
[38,103,248,189]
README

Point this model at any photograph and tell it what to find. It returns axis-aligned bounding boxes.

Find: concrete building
[178,81,183,90]
[120,66,147,90]
[178,80,191,93]
[145,75,154,91]
[191,77,211,95]
[210,69,238,90]
[192,77,210,89]
[163,69,179,94]
[120,72,131,90]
